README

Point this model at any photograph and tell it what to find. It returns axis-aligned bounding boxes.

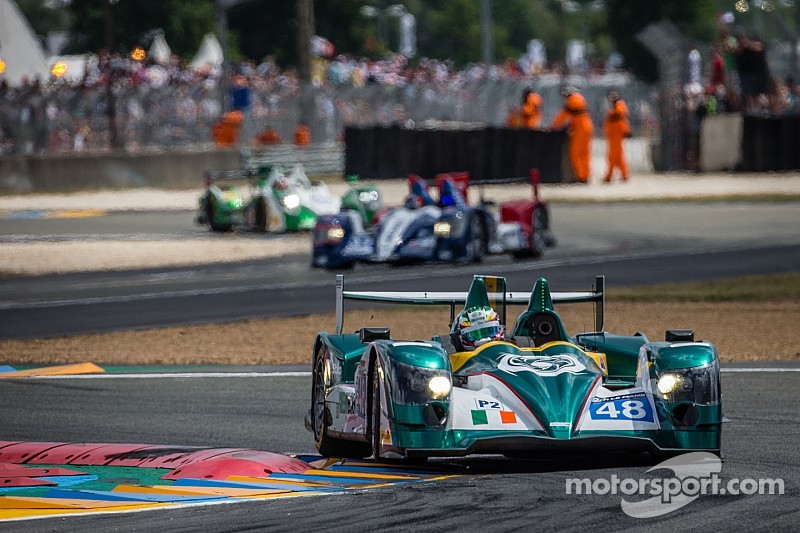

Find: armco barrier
[344,126,569,183]
[244,142,345,175]
[0,150,241,194]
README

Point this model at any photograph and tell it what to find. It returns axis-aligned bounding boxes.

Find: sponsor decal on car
[470,409,518,425]
[589,392,654,422]
[475,398,502,410]
[497,353,587,376]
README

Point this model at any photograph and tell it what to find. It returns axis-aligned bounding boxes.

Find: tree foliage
[15,0,71,43]
[605,0,717,82]
[65,0,215,58]
[15,0,718,80]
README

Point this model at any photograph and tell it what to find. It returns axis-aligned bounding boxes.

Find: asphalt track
[1,201,799,529]
[0,363,798,531]
[1,202,799,339]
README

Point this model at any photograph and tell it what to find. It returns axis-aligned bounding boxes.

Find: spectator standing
[687,44,702,84]
[603,91,630,183]
[552,86,593,183]
[748,35,774,113]
[710,46,725,87]
[229,74,251,143]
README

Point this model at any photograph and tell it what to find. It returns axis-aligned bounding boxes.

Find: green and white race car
[307,274,723,461]
[196,165,382,233]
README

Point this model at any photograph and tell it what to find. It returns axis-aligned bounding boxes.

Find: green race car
[196,165,381,233]
[306,274,723,461]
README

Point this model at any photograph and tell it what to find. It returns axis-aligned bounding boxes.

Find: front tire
[371,359,384,459]
[206,199,232,232]
[255,199,270,233]
[312,348,369,458]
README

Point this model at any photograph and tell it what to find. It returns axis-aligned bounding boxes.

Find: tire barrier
[344,126,569,183]
[741,115,800,172]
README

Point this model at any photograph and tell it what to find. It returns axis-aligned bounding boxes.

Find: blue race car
[312,171,555,268]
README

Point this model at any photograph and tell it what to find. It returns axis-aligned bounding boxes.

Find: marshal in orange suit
[551,87,593,183]
[603,91,630,182]
[522,89,542,129]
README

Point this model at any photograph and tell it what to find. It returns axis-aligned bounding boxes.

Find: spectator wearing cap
[603,91,630,183]
[552,86,593,183]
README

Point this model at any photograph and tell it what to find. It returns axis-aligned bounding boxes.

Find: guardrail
[242,142,345,175]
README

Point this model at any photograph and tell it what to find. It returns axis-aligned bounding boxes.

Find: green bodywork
[198,171,381,233]
[340,175,382,227]
[315,275,723,457]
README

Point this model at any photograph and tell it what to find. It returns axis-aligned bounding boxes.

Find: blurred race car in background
[312,169,556,268]
[306,274,723,460]
[196,164,382,233]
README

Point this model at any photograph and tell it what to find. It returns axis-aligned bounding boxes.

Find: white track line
[23,372,312,379]
[11,368,799,380]
[720,368,800,372]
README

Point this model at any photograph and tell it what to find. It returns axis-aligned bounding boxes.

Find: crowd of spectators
[0,45,641,156]
[684,24,800,121]
[2,23,799,159]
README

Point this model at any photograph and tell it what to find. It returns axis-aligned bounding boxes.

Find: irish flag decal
[471,410,518,425]
[500,410,517,424]
[471,410,489,425]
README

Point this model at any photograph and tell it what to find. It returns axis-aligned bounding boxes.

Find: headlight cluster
[281,193,301,213]
[387,360,451,405]
[655,360,720,405]
[327,227,345,242]
[433,222,451,238]
[221,191,244,209]
[358,190,383,212]
[433,213,466,239]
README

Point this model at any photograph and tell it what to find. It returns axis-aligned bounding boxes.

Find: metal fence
[1,74,653,157]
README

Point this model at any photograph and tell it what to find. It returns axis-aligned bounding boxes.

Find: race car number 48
[589,399,654,422]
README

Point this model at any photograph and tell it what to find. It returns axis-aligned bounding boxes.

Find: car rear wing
[411,169,543,204]
[334,274,605,334]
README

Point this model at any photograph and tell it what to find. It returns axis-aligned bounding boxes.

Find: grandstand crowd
[1,39,798,156]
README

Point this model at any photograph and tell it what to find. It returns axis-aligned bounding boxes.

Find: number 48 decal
[590,398,654,422]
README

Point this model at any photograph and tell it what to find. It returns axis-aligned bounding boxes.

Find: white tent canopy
[190,33,223,71]
[148,33,172,65]
[49,54,93,83]
[0,0,50,85]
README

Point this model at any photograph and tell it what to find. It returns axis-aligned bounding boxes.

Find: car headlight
[358,190,383,212]
[387,360,451,404]
[282,194,300,213]
[428,375,452,397]
[327,227,345,242]
[654,361,719,405]
[657,373,685,395]
[434,222,451,238]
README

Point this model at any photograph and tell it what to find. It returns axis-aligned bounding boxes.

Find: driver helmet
[457,306,504,349]
[273,176,290,190]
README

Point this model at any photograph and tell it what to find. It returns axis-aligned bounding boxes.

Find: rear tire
[312,348,369,458]
[531,208,547,257]
[464,216,485,263]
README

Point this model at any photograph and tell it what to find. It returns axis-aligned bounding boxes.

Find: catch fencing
[1,75,652,157]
